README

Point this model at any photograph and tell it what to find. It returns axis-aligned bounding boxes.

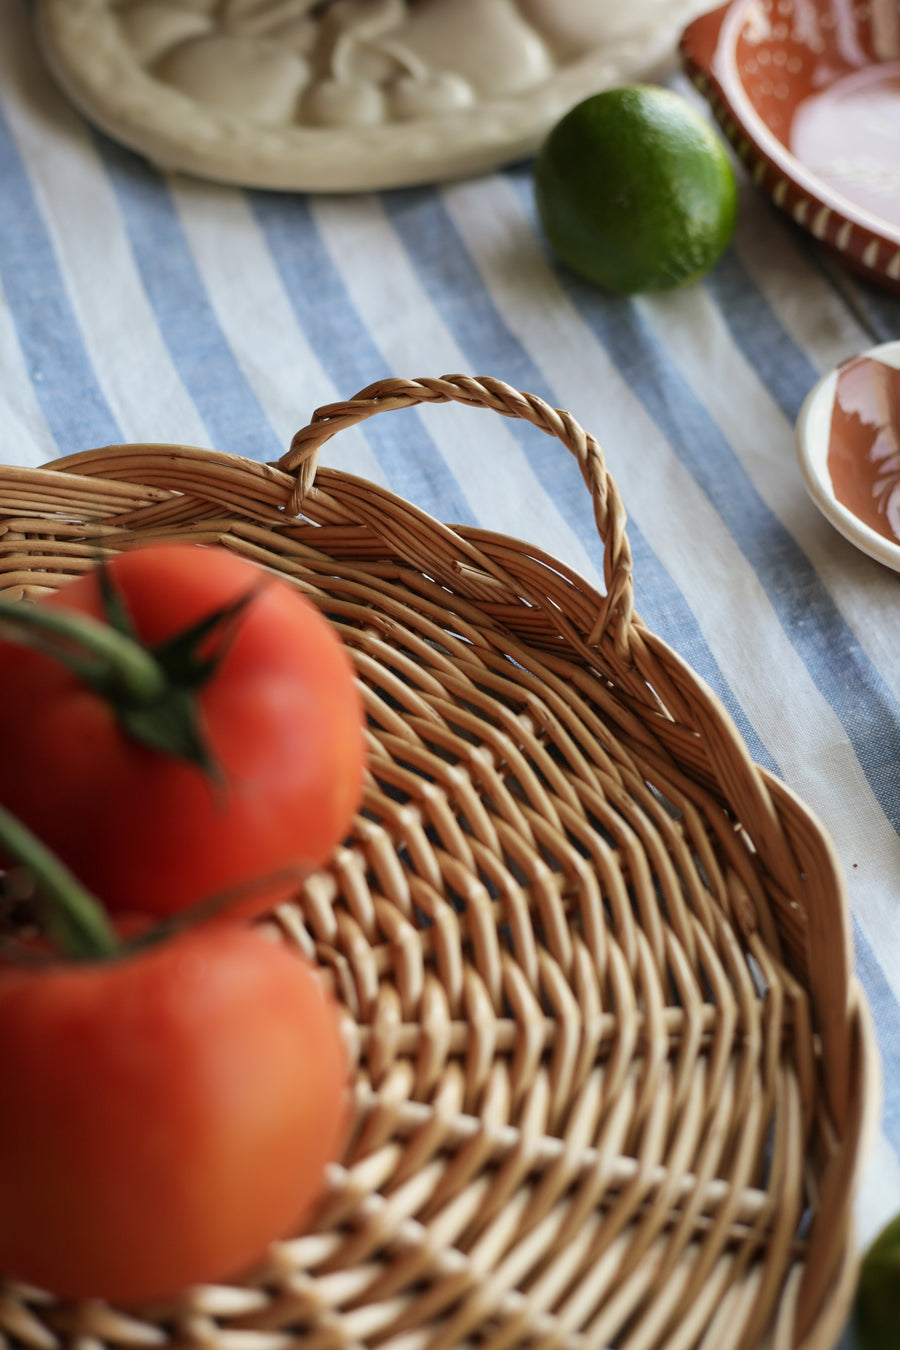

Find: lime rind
[533,84,738,295]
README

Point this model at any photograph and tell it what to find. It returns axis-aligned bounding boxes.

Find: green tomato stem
[0,597,167,705]
[0,805,119,961]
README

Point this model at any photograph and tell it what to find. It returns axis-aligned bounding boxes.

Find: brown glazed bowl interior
[681,0,900,293]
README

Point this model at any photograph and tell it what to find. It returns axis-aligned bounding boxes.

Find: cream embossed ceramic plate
[35,0,711,192]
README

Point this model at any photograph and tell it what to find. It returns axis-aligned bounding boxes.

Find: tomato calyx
[0,562,258,779]
[97,564,259,779]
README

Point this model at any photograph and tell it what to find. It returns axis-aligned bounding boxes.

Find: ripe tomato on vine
[0,920,350,1302]
[0,543,367,919]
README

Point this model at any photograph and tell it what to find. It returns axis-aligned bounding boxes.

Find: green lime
[533,84,738,294]
[856,1212,900,1349]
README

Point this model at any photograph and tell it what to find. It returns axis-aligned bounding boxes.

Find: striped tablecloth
[2,3,899,1343]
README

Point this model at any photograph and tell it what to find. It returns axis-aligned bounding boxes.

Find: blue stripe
[770,206,900,349]
[837,1320,857,1350]
[852,284,900,345]
[818,252,900,348]
[710,249,900,413]
[95,134,282,463]
[0,104,120,453]
[705,252,822,423]
[382,179,777,770]
[855,916,900,1151]
[249,189,476,525]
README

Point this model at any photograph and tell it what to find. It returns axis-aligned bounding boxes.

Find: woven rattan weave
[0,376,877,1350]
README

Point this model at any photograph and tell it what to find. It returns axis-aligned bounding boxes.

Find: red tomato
[0,545,366,918]
[0,924,349,1303]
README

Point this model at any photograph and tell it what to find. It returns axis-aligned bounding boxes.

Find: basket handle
[280,374,635,651]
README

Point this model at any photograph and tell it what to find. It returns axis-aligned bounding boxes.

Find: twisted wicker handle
[281,374,635,651]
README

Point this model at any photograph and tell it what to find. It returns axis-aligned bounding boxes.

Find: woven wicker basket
[0,375,878,1350]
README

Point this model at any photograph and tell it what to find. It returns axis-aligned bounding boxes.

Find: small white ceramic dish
[796,339,900,572]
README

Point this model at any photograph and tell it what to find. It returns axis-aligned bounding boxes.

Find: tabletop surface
[2,2,899,1344]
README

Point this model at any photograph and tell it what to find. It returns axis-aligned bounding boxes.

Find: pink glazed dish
[680,0,900,294]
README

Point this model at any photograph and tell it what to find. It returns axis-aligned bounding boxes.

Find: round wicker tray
[0,375,878,1350]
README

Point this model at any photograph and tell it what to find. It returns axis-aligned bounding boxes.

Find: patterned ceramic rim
[680,0,900,294]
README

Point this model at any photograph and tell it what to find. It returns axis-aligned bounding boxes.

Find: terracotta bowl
[680,0,900,294]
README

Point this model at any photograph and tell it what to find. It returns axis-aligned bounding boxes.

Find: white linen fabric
[1,4,898,1344]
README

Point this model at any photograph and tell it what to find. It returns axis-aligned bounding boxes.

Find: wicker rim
[0,373,879,1350]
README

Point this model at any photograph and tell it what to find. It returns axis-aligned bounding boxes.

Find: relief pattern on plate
[108,0,701,129]
[36,0,710,188]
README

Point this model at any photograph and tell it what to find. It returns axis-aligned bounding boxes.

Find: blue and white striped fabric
[2,2,899,1340]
